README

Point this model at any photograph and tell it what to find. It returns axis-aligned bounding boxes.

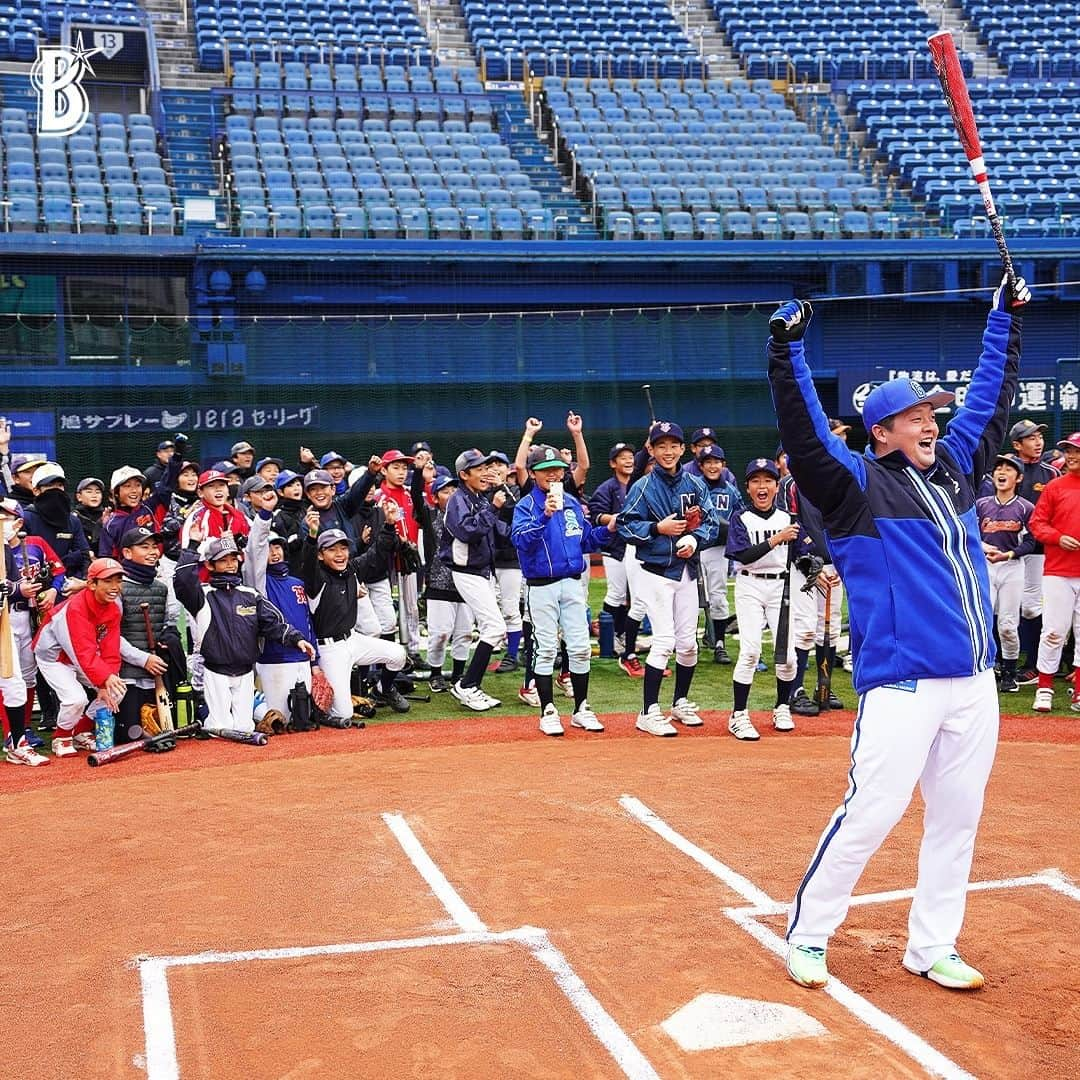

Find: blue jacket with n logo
[767,307,1022,695]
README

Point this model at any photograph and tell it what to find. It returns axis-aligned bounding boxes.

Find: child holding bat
[116,526,181,744]
[175,516,316,734]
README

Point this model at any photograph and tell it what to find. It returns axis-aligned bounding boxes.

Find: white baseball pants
[601,554,628,608]
[633,563,698,669]
[396,570,421,652]
[452,571,506,646]
[1036,575,1080,674]
[367,577,398,636]
[255,660,311,719]
[35,658,90,731]
[792,567,817,652]
[319,631,405,720]
[986,558,1023,660]
[624,547,648,621]
[1021,553,1044,620]
[10,607,37,687]
[494,566,524,634]
[203,668,256,733]
[426,598,474,668]
[699,545,730,621]
[787,669,998,972]
[733,572,796,682]
[354,589,382,637]
[0,614,27,708]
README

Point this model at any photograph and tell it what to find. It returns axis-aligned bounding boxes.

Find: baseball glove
[311,669,335,715]
[255,708,287,736]
[351,694,376,719]
[398,541,423,575]
[140,703,162,738]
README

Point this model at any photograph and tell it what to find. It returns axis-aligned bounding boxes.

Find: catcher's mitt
[310,669,335,714]
[255,708,288,736]
[351,694,376,719]
[140,703,162,737]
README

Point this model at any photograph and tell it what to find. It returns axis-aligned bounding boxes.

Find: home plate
[661,993,827,1051]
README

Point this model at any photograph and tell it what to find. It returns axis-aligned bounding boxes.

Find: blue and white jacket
[768,305,1022,695]
[617,466,721,580]
[511,486,612,582]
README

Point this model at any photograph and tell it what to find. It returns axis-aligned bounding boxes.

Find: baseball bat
[815,578,833,709]
[318,714,353,729]
[18,531,41,634]
[87,723,201,767]
[0,586,12,680]
[208,728,268,746]
[140,602,174,732]
[641,384,656,424]
[927,30,1017,290]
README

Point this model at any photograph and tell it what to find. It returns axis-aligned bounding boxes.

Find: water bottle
[91,702,115,752]
[598,610,615,658]
[174,682,194,728]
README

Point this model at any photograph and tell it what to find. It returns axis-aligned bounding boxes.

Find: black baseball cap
[608,442,634,461]
[121,526,161,549]
[1009,419,1047,442]
[156,439,175,451]
[76,476,105,494]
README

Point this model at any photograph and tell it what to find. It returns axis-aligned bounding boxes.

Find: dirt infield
[3,711,1078,1079]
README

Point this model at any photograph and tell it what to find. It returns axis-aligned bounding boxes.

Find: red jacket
[379,482,419,544]
[1028,470,1080,577]
[32,588,121,688]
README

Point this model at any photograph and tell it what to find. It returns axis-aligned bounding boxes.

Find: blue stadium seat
[431,205,462,238]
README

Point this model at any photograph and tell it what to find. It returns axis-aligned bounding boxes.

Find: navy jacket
[617,465,720,580]
[175,546,303,676]
[768,305,1022,694]
[587,476,628,560]
[437,486,507,578]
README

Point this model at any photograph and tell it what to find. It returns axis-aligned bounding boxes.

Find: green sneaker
[903,952,984,990]
[787,944,829,988]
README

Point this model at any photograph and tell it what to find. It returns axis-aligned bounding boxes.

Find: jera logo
[31,32,100,137]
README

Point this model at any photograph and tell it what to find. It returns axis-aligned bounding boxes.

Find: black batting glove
[769,300,813,342]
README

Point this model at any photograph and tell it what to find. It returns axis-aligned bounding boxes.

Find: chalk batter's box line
[619,794,1080,1080]
[137,813,660,1080]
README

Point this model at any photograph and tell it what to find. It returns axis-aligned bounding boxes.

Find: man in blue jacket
[512,443,615,736]
[768,273,1029,994]
[617,421,720,737]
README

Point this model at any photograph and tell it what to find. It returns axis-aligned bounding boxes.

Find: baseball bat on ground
[208,728,268,746]
[87,723,202,767]
[815,579,833,709]
[642,384,656,425]
[927,30,1016,288]
[140,603,174,732]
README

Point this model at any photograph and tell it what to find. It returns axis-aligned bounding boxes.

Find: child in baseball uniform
[1028,432,1080,711]
[174,520,315,733]
[695,444,742,665]
[976,453,1035,695]
[511,443,616,736]
[617,421,720,736]
[302,516,410,720]
[725,458,800,741]
[438,449,509,712]
[588,442,635,658]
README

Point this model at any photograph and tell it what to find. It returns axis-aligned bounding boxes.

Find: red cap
[197,469,231,487]
[380,449,414,465]
[1057,433,1080,450]
[87,557,124,581]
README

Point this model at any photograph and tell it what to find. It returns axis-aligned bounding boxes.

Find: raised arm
[565,411,589,489]
[513,417,543,487]
[939,276,1028,479]
[767,301,867,516]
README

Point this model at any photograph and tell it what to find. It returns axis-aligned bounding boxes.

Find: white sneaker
[729,710,760,741]
[635,704,677,737]
[72,732,98,751]
[518,683,540,708]
[554,672,573,697]
[51,735,77,757]
[5,737,50,767]
[570,701,604,732]
[1033,686,1053,712]
[451,681,495,712]
[539,703,564,736]
[773,703,795,731]
[476,688,501,709]
[670,697,703,726]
